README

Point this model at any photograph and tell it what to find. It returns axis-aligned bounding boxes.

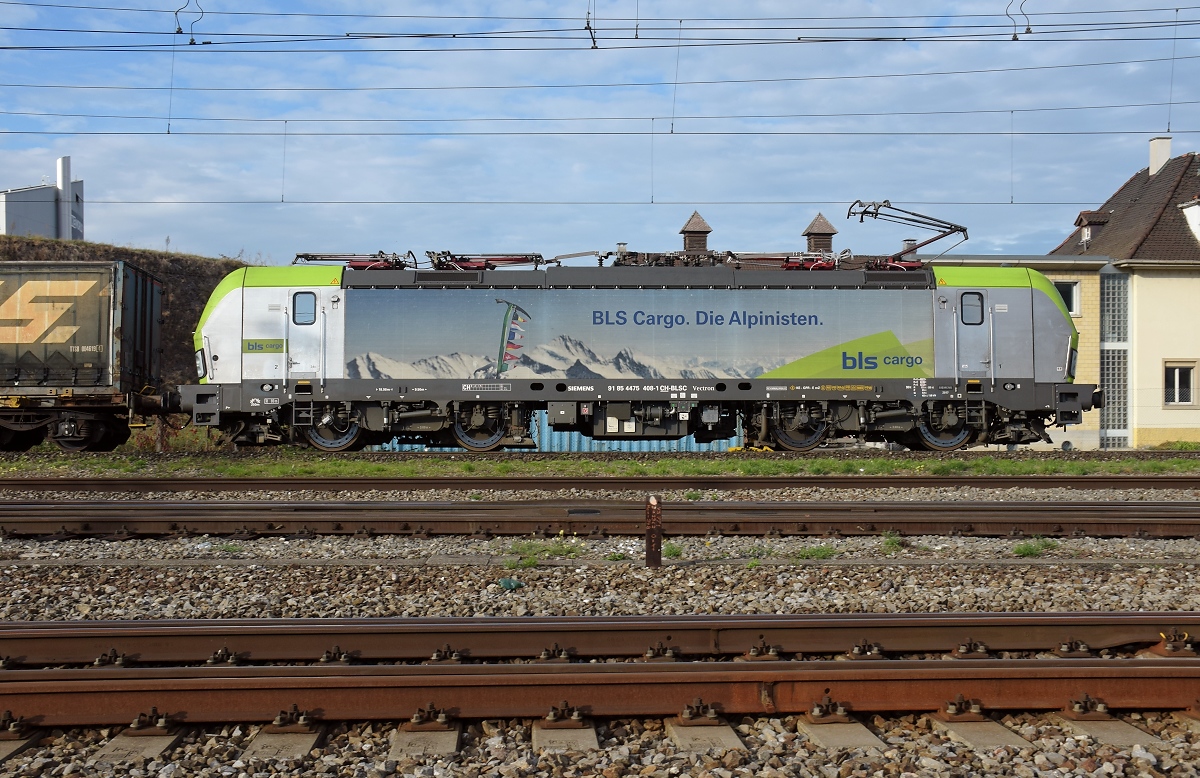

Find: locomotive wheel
[914,417,972,451]
[771,420,829,452]
[451,403,506,452]
[304,419,364,452]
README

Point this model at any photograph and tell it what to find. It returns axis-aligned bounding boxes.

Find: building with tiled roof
[1050,139,1200,266]
[1044,137,1200,448]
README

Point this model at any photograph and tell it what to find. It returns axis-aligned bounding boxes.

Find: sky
[1,1,1197,265]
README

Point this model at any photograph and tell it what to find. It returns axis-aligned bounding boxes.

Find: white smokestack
[56,156,71,239]
[1150,136,1171,176]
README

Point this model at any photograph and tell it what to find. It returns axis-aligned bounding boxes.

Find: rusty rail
[0,613,1195,666]
[2,499,1199,538]
[0,475,1197,493]
[3,661,1200,726]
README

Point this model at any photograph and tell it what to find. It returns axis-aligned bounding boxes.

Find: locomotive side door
[240,286,286,383]
[954,289,991,381]
[286,288,322,381]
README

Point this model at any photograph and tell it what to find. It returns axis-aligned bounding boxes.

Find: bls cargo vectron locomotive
[179,255,1101,453]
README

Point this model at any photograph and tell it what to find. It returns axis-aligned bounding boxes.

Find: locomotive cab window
[960,292,985,325]
[293,292,317,325]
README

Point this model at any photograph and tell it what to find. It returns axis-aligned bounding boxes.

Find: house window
[1165,363,1195,405]
[1080,225,1092,243]
[1053,281,1080,316]
[292,292,317,325]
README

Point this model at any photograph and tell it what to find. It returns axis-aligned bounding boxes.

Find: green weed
[1013,537,1059,558]
[508,533,585,560]
[793,545,838,560]
[663,542,683,559]
[880,531,906,555]
[5,449,1200,480]
[1154,440,1200,451]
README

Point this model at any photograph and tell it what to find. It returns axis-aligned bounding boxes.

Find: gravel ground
[4,532,1200,564]
[7,486,1199,503]
[4,712,1200,778]
[1,556,1198,620]
[3,484,1199,776]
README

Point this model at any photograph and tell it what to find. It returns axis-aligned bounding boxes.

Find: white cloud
[1,1,1195,262]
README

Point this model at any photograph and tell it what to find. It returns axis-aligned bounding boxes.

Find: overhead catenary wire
[2,98,1197,125]
[1,1,1198,22]
[3,129,1196,138]
[2,53,1197,93]
[76,199,1122,206]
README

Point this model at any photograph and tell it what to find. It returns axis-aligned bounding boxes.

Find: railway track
[0,474,1197,492]
[2,613,1196,665]
[0,614,1197,726]
[3,499,1200,538]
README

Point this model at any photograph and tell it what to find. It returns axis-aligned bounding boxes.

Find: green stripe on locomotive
[193,266,345,352]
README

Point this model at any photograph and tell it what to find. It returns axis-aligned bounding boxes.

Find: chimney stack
[679,211,713,253]
[802,213,837,253]
[1150,136,1172,176]
[902,238,918,253]
[56,156,72,240]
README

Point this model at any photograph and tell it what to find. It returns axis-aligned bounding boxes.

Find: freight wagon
[0,261,169,451]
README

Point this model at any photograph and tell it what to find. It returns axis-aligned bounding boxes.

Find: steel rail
[3,661,1200,726]
[0,475,1197,492]
[2,500,1200,538]
[0,613,1195,666]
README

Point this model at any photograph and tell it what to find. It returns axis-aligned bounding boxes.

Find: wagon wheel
[303,408,364,452]
[11,428,46,451]
[770,407,829,452]
[88,421,131,452]
[49,420,104,452]
[451,403,506,452]
[913,416,972,451]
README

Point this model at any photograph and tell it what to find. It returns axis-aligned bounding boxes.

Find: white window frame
[1164,361,1196,407]
[1053,280,1081,317]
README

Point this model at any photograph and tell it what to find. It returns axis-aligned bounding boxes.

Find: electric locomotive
[179,247,1101,453]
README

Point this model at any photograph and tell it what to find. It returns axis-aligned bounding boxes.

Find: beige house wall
[1043,271,1100,447]
[1128,270,1200,447]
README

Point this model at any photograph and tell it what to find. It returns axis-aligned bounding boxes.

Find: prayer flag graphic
[494,299,532,376]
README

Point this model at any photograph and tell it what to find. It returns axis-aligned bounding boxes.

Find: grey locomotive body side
[182,265,1099,452]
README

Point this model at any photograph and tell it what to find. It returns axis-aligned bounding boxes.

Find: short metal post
[645,495,662,568]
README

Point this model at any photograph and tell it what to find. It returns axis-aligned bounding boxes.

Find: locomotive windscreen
[343,287,933,382]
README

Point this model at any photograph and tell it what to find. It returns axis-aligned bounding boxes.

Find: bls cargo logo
[842,351,924,370]
[0,280,98,344]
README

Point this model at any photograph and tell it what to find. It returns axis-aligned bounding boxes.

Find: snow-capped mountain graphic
[346,335,780,380]
[347,351,493,380]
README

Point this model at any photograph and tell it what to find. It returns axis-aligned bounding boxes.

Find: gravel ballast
[3,484,1199,777]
